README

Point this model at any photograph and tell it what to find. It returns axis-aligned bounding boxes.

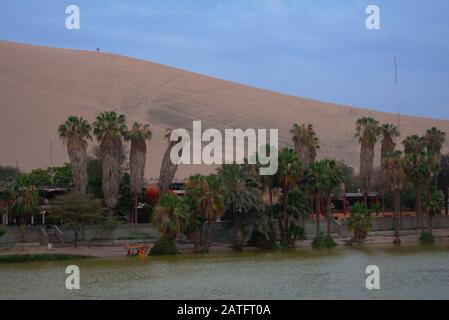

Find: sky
[1,0,449,119]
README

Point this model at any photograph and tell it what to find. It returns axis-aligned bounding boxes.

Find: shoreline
[1,229,449,259]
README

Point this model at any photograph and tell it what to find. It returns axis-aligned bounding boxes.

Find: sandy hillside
[1,40,448,180]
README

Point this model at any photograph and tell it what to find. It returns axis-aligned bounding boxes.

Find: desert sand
[1,40,448,179]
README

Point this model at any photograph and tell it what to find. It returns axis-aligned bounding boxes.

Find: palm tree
[124,123,152,223]
[306,160,327,239]
[92,111,127,216]
[185,174,226,252]
[383,151,407,243]
[320,159,343,240]
[151,193,189,255]
[380,124,400,163]
[8,176,39,242]
[425,127,446,161]
[347,203,372,242]
[152,193,188,241]
[422,185,444,236]
[158,128,180,197]
[355,117,380,204]
[58,116,92,193]
[276,148,302,243]
[218,164,265,250]
[403,141,437,230]
[290,123,320,168]
[403,135,426,155]
[437,155,449,216]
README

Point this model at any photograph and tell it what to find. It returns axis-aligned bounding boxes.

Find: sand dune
[1,40,448,179]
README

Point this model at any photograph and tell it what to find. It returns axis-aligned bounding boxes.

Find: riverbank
[1,229,449,259]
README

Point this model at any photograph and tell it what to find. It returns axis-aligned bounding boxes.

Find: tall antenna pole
[394,56,401,134]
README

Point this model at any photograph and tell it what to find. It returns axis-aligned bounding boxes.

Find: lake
[1,244,449,299]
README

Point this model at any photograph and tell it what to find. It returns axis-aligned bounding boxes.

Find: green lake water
[1,244,449,299]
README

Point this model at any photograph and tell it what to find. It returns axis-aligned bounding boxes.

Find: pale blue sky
[1,0,449,119]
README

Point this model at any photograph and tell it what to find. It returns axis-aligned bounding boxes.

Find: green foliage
[50,192,105,246]
[346,203,372,242]
[58,116,92,142]
[51,164,73,188]
[288,225,306,241]
[337,161,360,193]
[87,158,103,197]
[23,164,73,188]
[247,229,278,250]
[218,164,266,249]
[8,176,40,226]
[149,237,180,256]
[423,185,444,217]
[312,232,337,248]
[152,193,188,240]
[0,225,5,238]
[419,231,435,244]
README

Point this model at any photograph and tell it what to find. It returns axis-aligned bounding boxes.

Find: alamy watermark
[65,265,80,290]
[169,121,278,175]
[65,5,80,30]
[365,265,380,290]
[365,5,380,30]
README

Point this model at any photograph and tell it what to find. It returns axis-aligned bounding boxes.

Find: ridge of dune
[1,40,448,179]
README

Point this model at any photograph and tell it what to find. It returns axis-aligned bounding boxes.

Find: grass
[0,253,94,264]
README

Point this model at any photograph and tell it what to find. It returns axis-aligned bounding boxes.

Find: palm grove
[1,111,448,252]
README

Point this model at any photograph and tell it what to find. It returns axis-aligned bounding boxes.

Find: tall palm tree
[92,111,127,216]
[403,135,426,155]
[425,127,446,160]
[383,151,407,243]
[320,159,343,239]
[218,164,265,249]
[380,123,400,163]
[437,155,449,216]
[276,148,302,243]
[422,185,444,235]
[290,123,320,168]
[355,117,380,204]
[8,176,39,242]
[306,160,327,239]
[124,123,152,222]
[58,116,92,193]
[426,127,446,182]
[158,128,181,196]
[185,174,226,252]
[403,139,437,231]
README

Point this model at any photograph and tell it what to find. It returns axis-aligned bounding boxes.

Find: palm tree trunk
[444,189,448,216]
[314,193,321,238]
[67,137,88,193]
[283,192,289,242]
[326,196,332,237]
[415,181,423,231]
[158,141,178,197]
[101,134,122,216]
[393,190,401,241]
[204,222,214,252]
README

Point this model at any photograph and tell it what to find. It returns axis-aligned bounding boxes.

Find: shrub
[312,233,338,248]
[0,225,5,238]
[149,237,180,256]
[419,231,435,244]
[346,203,372,242]
[247,230,278,250]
